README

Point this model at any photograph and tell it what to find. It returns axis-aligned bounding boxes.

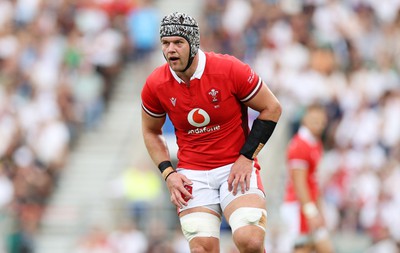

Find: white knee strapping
[229,207,267,234]
[180,212,221,242]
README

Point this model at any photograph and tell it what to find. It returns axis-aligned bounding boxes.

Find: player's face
[161,36,190,72]
[303,109,328,137]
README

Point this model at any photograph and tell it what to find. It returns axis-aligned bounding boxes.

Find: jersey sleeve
[141,80,166,118]
[230,57,263,102]
[287,138,310,170]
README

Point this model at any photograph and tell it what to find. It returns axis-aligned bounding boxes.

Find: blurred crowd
[0,0,161,252]
[1,0,400,252]
[70,220,192,253]
[199,0,400,252]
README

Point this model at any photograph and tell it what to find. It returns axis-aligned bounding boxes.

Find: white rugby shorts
[177,163,265,214]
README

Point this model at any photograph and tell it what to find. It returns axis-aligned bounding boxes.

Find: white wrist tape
[313,227,329,241]
[302,202,319,218]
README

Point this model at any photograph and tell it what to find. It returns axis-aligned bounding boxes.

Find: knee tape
[180,212,221,242]
[229,207,267,234]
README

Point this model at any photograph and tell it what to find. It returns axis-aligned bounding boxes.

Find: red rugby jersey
[141,50,263,170]
[284,127,323,202]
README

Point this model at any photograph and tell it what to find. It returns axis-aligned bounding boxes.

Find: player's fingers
[181,191,191,201]
[182,175,193,186]
[172,190,187,208]
[239,175,246,194]
[180,186,192,200]
[170,193,180,208]
[245,173,251,191]
[232,177,239,196]
[227,173,235,192]
[178,188,190,205]
[169,186,185,207]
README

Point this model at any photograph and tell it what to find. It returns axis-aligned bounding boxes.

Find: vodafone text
[187,125,221,134]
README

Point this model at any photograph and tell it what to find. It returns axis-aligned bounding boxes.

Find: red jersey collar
[170,49,206,83]
[299,126,318,144]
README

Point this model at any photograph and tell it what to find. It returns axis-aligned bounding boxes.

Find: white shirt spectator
[0,32,19,60]
[285,68,331,106]
[350,107,380,148]
[30,36,65,91]
[277,41,310,72]
[89,27,124,67]
[0,0,13,29]
[222,0,252,37]
[75,8,108,36]
[355,169,381,213]
[14,0,41,24]
[335,106,380,149]
[268,20,294,50]
[380,94,400,148]
[368,0,400,24]
[34,119,70,167]
[108,223,148,253]
[350,68,389,104]
[313,0,360,44]
[253,48,277,90]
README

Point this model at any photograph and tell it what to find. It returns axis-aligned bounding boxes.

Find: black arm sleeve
[239,119,277,160]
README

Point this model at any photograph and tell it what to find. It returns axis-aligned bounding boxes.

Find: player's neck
[177,73,191,84]
[176,55,199,84]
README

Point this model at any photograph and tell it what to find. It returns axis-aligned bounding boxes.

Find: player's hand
[228,155,253,195]
[307,213,324,232]
[165,172,193,208]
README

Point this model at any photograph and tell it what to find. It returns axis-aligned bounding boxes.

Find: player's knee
[190,247,201,253]
[229,207,267,234]
[229,207,267,252]
[190,245,213,253]
[180,212,221,242]
[234,232,265,252]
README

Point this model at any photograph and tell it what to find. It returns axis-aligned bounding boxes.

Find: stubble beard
[170,60,187,73]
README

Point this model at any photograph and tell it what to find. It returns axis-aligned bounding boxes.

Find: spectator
[108,220,149,253]
[200,0,400,251]
[109,162,163,230]
[126,0,159,61]
[72,225,114,253]
[0,1,126,251]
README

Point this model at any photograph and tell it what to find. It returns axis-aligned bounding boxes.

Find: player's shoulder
[145,63,172,87]
[287,134,310,159]
[206,51,242,64]
[205,51,244,71]
[288,134,308,150]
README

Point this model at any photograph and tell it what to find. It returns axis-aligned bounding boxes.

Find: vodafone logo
[187,108,210,127]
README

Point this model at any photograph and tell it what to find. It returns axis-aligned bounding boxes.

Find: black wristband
[240,119,277,160]
[158,160,173,173]
[164,171,177,181]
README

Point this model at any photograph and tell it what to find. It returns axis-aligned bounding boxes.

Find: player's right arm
[291,164,324,231]
[141,110,169,164]
[141,110,192,208]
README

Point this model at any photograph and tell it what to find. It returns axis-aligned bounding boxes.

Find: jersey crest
[207,88,221,104]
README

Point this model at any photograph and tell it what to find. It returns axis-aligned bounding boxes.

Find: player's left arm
[228,82,281,195]
[245,82,281,122]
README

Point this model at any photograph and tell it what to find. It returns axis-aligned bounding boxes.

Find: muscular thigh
[179,207,221,252]
[224,193,266,222]
[220,166,266,215]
